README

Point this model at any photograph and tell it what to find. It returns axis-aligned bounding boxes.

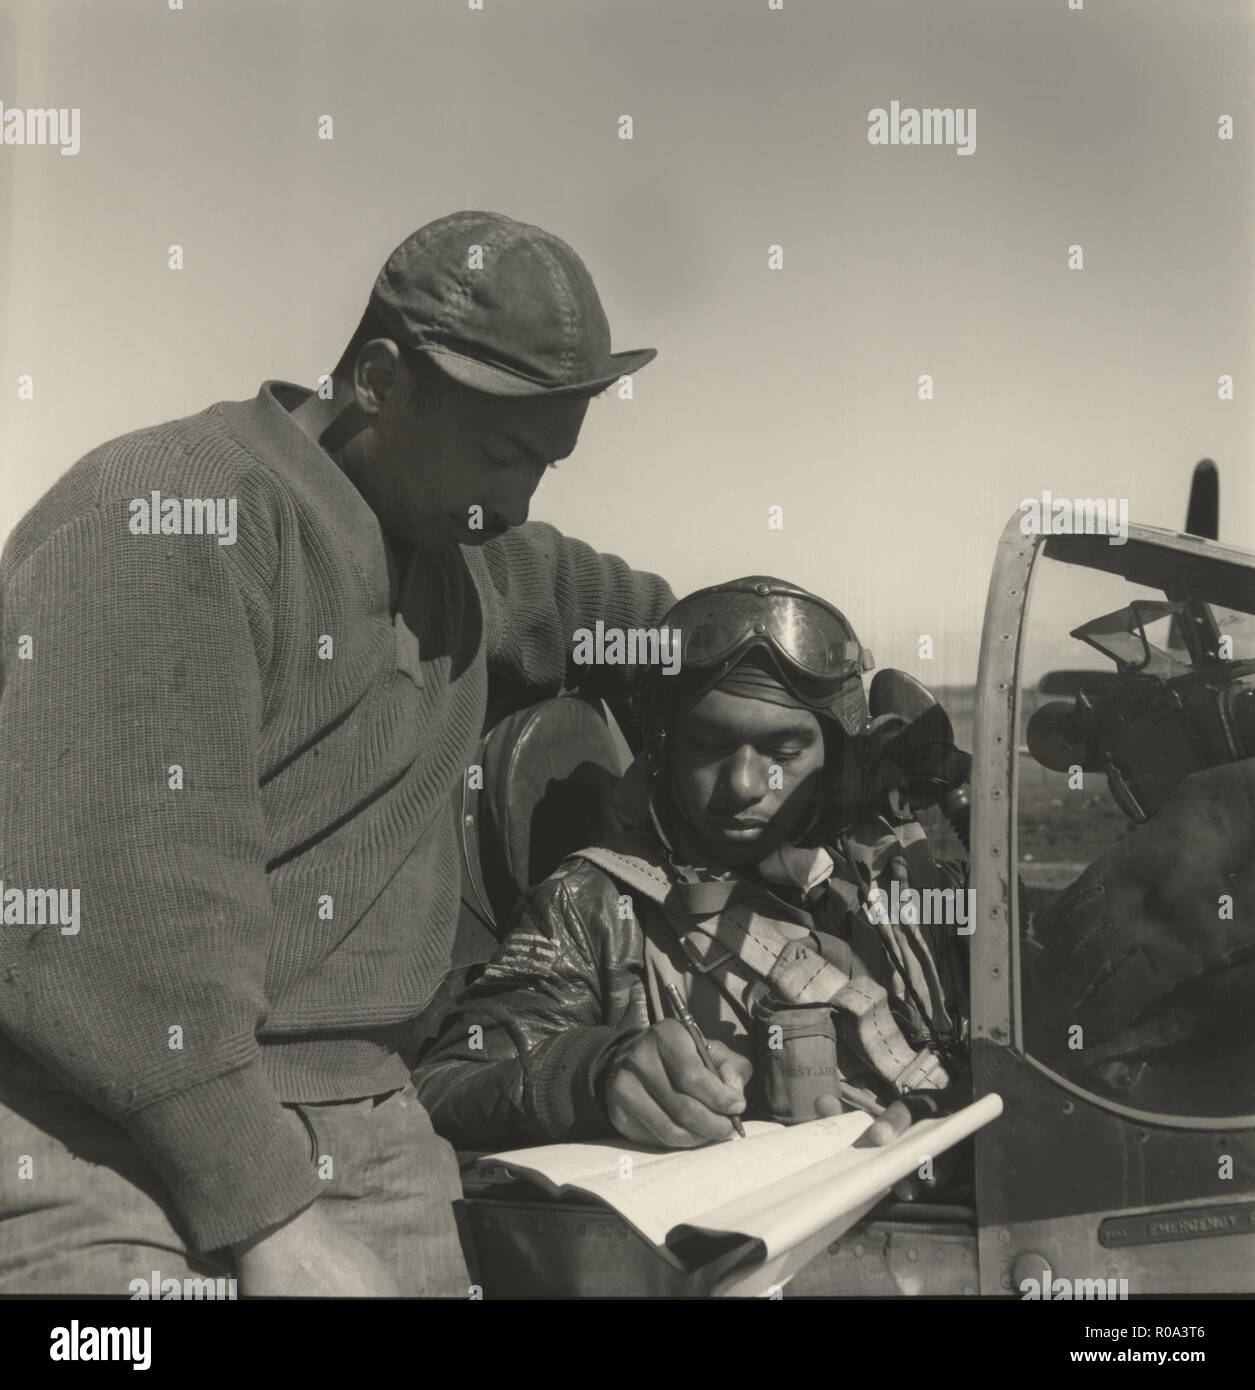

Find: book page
[481,1111,872,1248]
[478,1118,784,1194]
[688,1093,1005,1295]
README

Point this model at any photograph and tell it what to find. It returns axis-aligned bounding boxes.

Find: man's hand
[232,1202,401,1297]
[817,1095,929,1200]
[602,1019,751,1148]
[815,1094,912,1148]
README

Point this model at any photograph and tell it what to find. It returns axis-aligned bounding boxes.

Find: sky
[1,0,1251,689]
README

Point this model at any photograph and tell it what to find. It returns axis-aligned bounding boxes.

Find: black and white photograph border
[0,0,1251,1340]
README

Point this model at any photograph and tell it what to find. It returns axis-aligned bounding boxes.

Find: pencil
[664,983,747,1139]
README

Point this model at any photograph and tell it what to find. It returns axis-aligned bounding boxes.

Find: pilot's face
[669,688,827,867]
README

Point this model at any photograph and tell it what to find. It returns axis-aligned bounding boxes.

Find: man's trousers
[0,1037,473,1296]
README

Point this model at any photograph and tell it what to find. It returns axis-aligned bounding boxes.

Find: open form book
[478,1092,1003,1295]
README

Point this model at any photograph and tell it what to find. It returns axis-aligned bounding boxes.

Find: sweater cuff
[526,1026,627,1139]
[123,1061,323,1253]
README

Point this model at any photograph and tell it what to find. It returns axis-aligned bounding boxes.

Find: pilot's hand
[815,1094,913,1147]
[602,1019,751,1148]
[815,1096,927,1201]
[232,1202,401,1297]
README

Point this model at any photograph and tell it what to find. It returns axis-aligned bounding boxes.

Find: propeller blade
[1168,460,1220,653]
[1185,459,1218,540]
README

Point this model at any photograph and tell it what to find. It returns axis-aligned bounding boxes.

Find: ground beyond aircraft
[431,461,1255,1297]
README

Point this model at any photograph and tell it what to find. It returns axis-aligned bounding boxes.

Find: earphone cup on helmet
[818,720,867,822]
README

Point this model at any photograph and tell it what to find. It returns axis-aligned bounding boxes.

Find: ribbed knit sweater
[0,381,672,1251]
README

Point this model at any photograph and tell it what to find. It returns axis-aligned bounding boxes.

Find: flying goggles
[660,577,874,736]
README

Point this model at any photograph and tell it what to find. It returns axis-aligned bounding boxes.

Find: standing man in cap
[0,212,671,1296]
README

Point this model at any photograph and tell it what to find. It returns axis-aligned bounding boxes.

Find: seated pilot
[413,577,971,1156]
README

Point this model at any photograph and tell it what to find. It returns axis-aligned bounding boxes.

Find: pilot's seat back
[464,693,631,939]
[405,694,631,1060]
